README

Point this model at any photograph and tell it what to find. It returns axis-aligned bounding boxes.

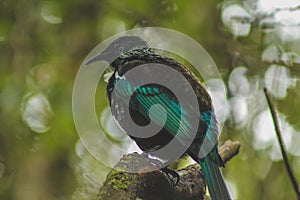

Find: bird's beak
[85,51,108,65]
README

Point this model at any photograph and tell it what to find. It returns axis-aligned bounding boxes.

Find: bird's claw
[161,167,180,186]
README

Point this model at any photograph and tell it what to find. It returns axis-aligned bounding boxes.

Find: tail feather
[199,156,231,200]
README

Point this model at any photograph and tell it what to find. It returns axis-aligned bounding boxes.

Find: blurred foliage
[1,0,300,200]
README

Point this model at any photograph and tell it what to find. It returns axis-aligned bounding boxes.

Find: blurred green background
[1,0,300,199]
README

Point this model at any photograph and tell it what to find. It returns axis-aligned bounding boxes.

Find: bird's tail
[198,156,231,200]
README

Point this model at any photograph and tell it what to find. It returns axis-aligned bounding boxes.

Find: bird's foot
[161,167,180,186]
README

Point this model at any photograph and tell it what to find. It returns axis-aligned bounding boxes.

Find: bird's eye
[114,44,119,48]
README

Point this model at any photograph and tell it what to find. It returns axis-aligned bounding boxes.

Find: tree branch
[264,88,300,200]
[97,140,240,200]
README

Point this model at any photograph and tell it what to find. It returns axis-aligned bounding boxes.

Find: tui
[87,36,231,200]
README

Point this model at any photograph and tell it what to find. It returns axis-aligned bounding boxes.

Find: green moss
[109,173,132,190]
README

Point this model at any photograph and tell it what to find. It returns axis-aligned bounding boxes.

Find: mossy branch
[97,140,240,200]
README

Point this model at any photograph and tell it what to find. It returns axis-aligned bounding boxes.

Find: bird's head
[86,36,148,68]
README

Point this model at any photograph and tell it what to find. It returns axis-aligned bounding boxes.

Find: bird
[87,36,231,200]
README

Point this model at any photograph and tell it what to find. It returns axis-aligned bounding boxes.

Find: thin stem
[264,88,300,200]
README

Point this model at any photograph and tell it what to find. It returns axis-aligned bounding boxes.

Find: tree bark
[97,140,240,200]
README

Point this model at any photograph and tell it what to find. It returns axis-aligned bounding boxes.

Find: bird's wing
[133,84,192,139]
[113,79,203,145]
[135,83,220,159]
